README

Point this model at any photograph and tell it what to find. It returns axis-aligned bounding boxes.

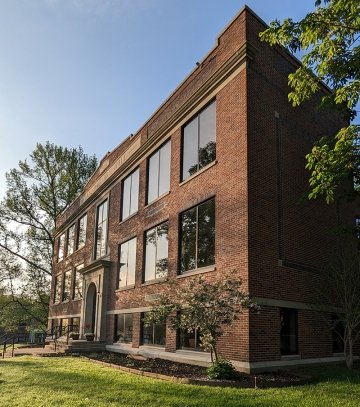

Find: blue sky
[0,0,317,197]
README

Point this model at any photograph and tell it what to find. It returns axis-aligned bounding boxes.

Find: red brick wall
[49,7,357,365]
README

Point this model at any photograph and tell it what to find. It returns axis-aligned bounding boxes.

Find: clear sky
[0,0,318,198]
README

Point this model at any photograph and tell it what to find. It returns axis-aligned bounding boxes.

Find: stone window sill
[141,277,167,287]
[177,265,216,279]
[179,160,217,186]
[144,191,170,209]
[115,285,136,292]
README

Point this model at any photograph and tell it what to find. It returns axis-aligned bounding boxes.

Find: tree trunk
[212,345,219,363]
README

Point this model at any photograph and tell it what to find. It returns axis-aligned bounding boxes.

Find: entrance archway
[85,283,97,333]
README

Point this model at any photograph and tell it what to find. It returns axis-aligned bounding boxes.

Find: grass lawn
[0,356,359,407]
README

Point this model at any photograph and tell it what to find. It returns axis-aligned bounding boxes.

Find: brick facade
[48,6,357,372]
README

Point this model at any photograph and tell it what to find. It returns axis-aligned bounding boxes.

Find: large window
[142,312,166,346]
[62,270,72,302]
[144,221,169,282]
[67,224,75,256]
[76,214,87,249]
[58,233,65,262]
[121,169,139,220]
[280,308,298,355]
[95,200,108,259]
[118,237,137,288]
[179,327,203,351]
[182,100,216,181]
[115,314,133,343]
[54,274,62,303]
[180,198,215,273]
[147,141,171,204]
[73,264,84,299]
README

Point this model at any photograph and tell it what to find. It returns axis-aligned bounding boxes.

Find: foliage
[318,245,360,369]
[206,359,237,380]
[143,271,260,362]
[0,142,97,327]
[260,0,360,203]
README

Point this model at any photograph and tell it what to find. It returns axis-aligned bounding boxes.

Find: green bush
[206,359,237,380]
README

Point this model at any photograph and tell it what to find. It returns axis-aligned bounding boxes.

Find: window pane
[54,274,62,303]
[280,308,298,355]
[77,214,87,249]
[130,169,139,216]
[115,314,133,343]
[67,224,75,256]
[180,328,203,350]
[63,270,71,301]
[119,237,136,288]
[156,222,168,279]
[182,117,198,180]
[145,228,157,281]
[124,314,133,343]
[122,176,131,219]
[180,207,197,273]
[148,151,159,204]
[74,264,84,299]
[142,313,153,344]
[119,241,129,288]
[197,199,215,268]
[58,234,65,261]
[153,323,166,346]
[158,141,171,196]
[95,201,108,259]
[127,237,137,286]
[199,101,216,169]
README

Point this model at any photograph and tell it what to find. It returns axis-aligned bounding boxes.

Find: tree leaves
[260,0,360,203]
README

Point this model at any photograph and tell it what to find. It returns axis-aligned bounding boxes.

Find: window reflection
[182,100,216,180]
[144,221,169,281]
[180,198,215,273]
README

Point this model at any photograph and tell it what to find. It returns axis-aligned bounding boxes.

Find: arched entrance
[85,283,97,334]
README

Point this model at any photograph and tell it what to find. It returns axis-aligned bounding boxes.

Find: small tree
[318,246,360,369]
[143,271,259,363]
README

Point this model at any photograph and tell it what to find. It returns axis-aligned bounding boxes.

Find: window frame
[73,264,84,300]
[121,168,140,221]
[54,273,62,304]
[143,220,169,283]
[57,233,65,262]
[76,213,87,250]
[280,308,299,356]
[118,236,137,289]
[179,197,215,274]
[94,199,109,260]
[141,312,166,347]
[62,269,72,302]
[180,99,216,182]
[66,224,75,257]
[114,313,133,344]
[146,140,171,205]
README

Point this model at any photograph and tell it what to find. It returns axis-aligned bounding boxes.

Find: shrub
[206,359,237,380]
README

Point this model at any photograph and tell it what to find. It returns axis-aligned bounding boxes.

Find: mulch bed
[83,351,314,388]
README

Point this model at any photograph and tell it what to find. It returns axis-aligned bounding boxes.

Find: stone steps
[45,339,106,354]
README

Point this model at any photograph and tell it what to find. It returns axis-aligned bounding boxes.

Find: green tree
[260,0,360,203]
[0,142,97,327]
[143,271,259,363]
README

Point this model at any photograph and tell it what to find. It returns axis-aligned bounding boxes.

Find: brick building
[48,6,356,372]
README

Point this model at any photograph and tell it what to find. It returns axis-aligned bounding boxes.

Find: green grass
[0,357,359,407]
